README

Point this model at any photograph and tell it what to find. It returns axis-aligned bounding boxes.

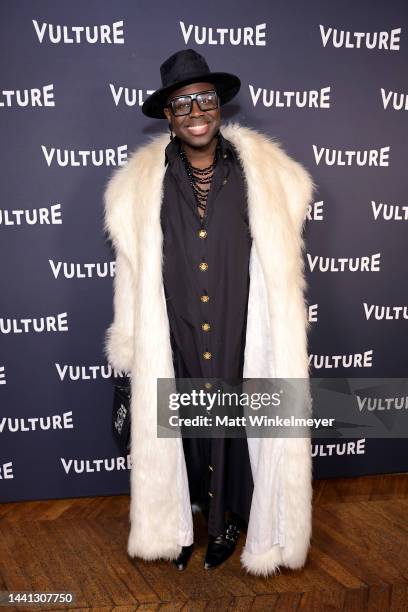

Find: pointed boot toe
[173,543,194,571]
[204,520,240,570]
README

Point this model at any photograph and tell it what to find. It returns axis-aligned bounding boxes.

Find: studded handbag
[112,378,131,455]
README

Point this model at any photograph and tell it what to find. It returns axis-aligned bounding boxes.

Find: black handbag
[112,377,131,455]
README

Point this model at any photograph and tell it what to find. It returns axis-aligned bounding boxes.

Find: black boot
[173,543,194,571]
[204,518,240,570]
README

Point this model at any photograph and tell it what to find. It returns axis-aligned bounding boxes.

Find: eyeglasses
[165,89,219,117]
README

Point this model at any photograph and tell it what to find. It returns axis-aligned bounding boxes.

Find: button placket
[196,193,213,375]
[196,145,230,388]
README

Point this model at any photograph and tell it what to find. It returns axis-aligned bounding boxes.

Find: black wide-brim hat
[142,48,241,119]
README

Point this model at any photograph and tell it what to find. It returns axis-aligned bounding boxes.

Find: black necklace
[179,132,221,217]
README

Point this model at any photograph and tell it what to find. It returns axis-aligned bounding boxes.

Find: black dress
[160,130,254,537]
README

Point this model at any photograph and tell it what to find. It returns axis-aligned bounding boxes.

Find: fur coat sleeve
[102,154,141,373]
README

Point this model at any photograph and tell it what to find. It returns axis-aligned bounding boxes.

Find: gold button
[199,262,208,271]
[198,229,207,239]
[201,322,211,332]
[209,465,214,471]
[208,491,214,498]
[204,382,212,389]
[200,294,209,303]
[203,351,212,360]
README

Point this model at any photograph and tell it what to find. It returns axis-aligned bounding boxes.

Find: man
[104,49,315,576]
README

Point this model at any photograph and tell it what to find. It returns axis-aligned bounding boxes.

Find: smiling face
[163,81,221,148]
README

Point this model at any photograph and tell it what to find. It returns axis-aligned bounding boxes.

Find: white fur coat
[103,121,315,576]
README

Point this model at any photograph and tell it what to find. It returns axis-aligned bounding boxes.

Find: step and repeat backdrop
[1,0,407,502]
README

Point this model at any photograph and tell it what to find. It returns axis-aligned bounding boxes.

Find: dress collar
[164,129,237,167]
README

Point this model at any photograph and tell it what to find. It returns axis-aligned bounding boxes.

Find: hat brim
[141,72,241,119]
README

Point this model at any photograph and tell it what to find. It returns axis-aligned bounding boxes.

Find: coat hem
[240,544,283,577]
[241,543,309,576]
[127,538,181,562]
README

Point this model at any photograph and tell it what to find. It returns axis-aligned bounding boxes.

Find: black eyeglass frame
[165,89,219,116]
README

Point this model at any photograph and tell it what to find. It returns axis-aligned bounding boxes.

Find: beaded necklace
[179,132,221,218]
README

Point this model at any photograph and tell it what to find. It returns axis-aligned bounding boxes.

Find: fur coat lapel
[103,121,315,576]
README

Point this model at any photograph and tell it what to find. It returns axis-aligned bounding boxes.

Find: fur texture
[103,121,316,575]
